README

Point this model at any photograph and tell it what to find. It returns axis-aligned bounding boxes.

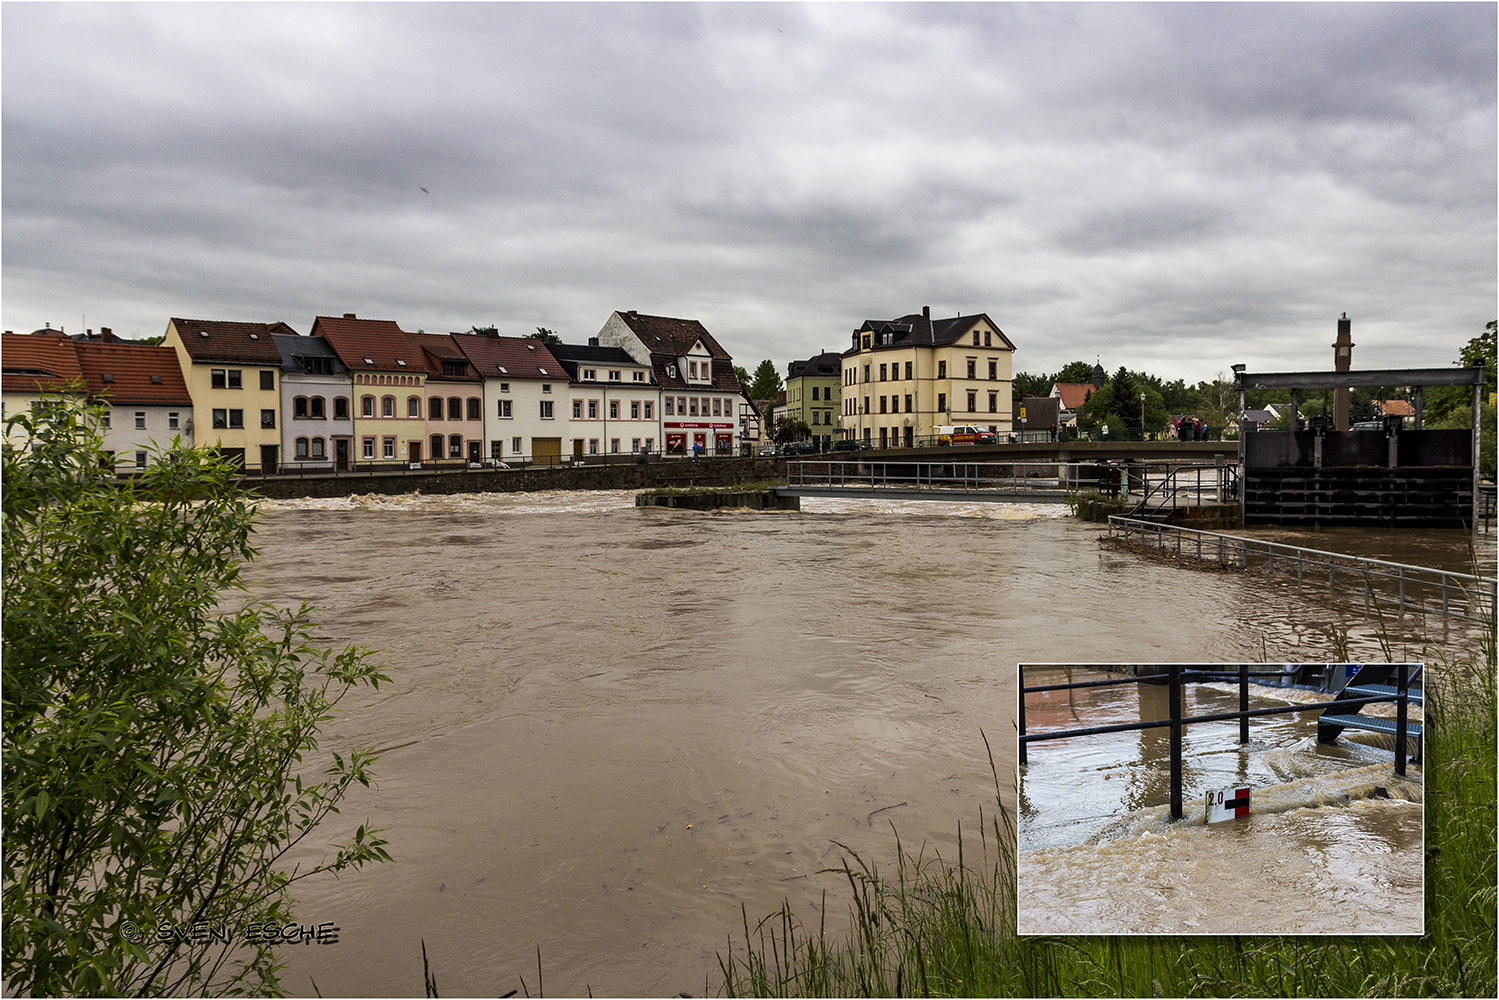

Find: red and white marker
[1205,785,1251,823]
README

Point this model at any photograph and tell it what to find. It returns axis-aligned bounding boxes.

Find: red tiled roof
[169,318,294,365]
[407,332,481,382]
[450,334,565,380]
[1052,382,1094,410]
[1377,399,1414,417]
[2,333,85,394]
[310,315,427,374]
[74,343,193,406]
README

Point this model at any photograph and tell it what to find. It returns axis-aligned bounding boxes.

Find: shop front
[665,421,734,456]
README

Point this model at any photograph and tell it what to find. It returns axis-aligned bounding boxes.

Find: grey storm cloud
[3,2,1494,382]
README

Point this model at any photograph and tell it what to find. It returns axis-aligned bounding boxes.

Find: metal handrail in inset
[1019,662,1419,820]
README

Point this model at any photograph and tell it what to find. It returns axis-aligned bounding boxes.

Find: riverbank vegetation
[2,397,391,995]
[717,628,1496,998]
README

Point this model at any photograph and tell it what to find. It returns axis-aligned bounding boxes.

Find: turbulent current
[239,491,1487,995]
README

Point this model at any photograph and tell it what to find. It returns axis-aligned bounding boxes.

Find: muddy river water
[241,491,1491,995]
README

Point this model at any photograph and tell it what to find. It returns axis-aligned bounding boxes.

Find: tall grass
[717,628,1497,998]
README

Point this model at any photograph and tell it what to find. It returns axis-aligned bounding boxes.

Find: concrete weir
[635,489,799,511]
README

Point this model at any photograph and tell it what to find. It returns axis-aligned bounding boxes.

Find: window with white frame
[383,437,396,459]
[135,411,146,429]
[497,399,512,418]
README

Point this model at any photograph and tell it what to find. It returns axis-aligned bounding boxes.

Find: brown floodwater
[239,492,1487,995]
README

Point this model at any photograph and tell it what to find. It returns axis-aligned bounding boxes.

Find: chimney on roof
[922,305,930,321]
[589,337,599,347]
[101,327,114,344]
[344,313,356,320]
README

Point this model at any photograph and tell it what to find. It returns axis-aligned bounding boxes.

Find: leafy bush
[2,396,391,996]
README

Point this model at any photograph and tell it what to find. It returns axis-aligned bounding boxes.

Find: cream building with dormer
[840,307,1016,449]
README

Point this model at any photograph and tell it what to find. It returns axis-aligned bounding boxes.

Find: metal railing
[1108,515,1497,624]
[1019,662,1420,820]
[786,459,1237,504]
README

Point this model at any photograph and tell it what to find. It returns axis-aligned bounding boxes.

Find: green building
[786,352,843,451]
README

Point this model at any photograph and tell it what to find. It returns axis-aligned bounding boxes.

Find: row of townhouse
[2,330,193,470]
[777,306,1018,449]
[3,310,750,470]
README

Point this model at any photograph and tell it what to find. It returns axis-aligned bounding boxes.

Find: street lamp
[1140,392,1146,439]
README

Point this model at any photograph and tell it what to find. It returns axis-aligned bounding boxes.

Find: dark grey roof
[787,352,843,379]
[273,332,348,374]
[848,312,1016,353]
[547,342,641,367]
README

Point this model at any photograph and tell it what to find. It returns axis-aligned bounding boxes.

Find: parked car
[831,439,869,452]
[779,441,819,456]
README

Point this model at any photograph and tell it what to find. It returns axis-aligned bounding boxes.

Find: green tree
[1054,361,1098,385]
[526,327,561,344]
[468,325,499,337]
[2,397,391,996]
[771,415,811,444]
[747,360,784,401]
[733,365,751,390]
[1427,320,1497,424]
[1011,371,1052,404]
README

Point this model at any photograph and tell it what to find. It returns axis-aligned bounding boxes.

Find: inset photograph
[1017,662,1424,935]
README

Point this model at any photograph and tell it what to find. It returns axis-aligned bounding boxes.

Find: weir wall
[244,457,787,500]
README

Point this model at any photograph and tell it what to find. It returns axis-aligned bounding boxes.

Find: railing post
[1394,663,1409,777]
[1018,664,1027,766]
[1169,660,1183,820]
[1239,662,1249,744]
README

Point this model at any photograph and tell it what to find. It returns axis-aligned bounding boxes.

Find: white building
[596,310,745,457]
[451,333,569,466]
[273,332,354,470]
[549,340,660,458]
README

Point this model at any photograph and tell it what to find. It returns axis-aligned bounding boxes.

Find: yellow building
[839,307,1016,449]
[162,318,297,471]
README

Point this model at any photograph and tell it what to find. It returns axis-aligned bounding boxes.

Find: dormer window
[583,368,596,380]
[442,360,466,376]
[666,364,677,378]
[689,361,698,379]
[608,370,621,381]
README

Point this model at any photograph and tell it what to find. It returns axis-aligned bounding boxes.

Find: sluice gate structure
[1233,361,1487,528]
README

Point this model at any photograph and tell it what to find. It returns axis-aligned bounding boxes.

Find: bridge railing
[787,459,1237,504]
[1107,515,1497,624]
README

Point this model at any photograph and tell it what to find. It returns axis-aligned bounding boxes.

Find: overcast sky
[3,2,1495,384]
